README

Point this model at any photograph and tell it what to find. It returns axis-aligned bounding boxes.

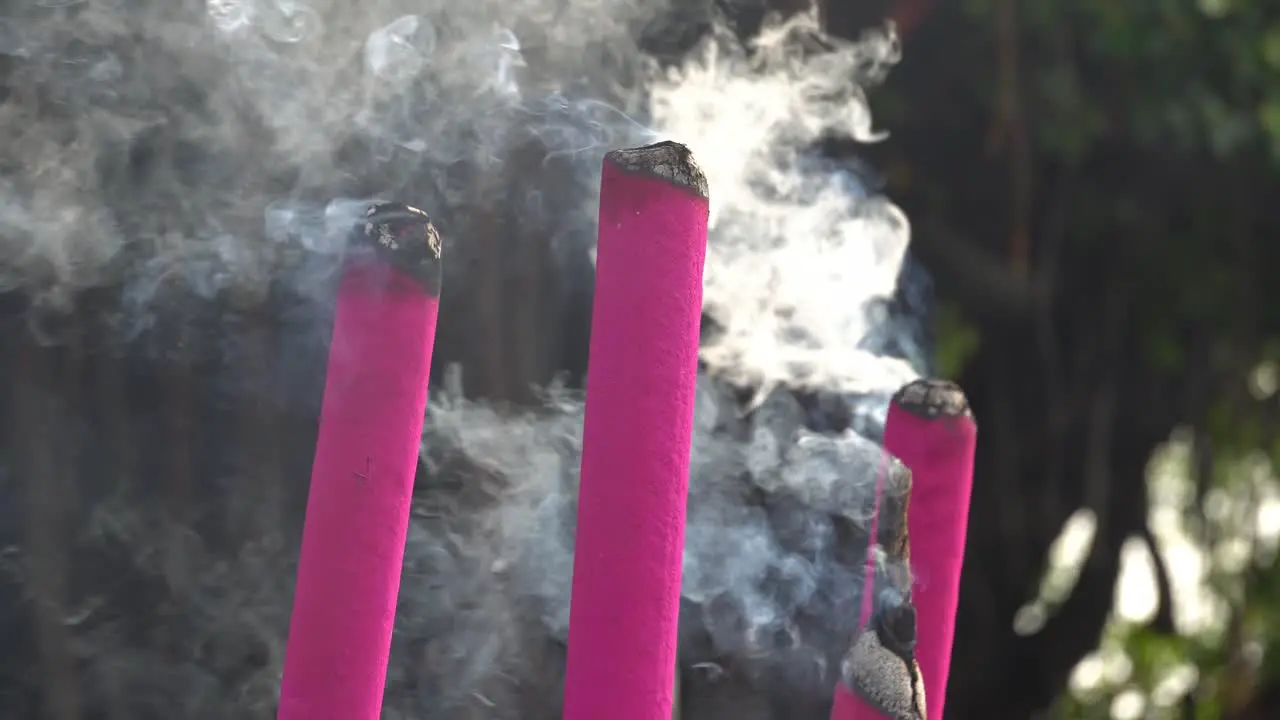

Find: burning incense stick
[562,141,709,720]
[832,610,926,720]
[884,379,977,720]
[277,202,442,720]
[832,458,926,720]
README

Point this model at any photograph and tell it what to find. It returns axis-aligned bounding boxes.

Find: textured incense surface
[885,379,977,720]
[839,615,926,720]
[562,144,708,720]
[279,208,441,720]
[605,142,711,200]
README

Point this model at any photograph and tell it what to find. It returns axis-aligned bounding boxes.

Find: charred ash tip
[840,605,927,720]
[876,459,912,548]
[354,201,443,295]
[892,378,972,420]
[886,457,912,490]
[605,141,710,200]
[873,601,918,659]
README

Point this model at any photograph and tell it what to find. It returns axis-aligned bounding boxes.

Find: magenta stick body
[834,476,880,720]
[832,684,883,720]
[832,457,905,720]
[884,381,977,720]
[278,234,440,719]
[562,142,708,720]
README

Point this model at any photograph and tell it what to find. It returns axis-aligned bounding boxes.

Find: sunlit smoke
[0,0,660,315]
[0,0,924,715]
[651,15,917,396]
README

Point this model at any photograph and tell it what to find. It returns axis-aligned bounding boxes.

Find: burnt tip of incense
[877,461,913,561]
[355,201,443,295]
[841,602,927,720]
[605,141,710,199]
[873,600,918,658]
[892,378,972,421]
[885,456,912,492]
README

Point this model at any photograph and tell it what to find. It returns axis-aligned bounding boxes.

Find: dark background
[834,0,1280,717]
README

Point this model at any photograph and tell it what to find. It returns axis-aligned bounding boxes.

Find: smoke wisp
[0,0,922,716]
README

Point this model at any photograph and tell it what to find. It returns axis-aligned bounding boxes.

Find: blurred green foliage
[905,0,1280,716]
[933,303,980,379]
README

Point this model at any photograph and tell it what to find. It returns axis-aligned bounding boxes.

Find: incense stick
[884,379,977,720]
[832,610,926,720]
[832,458,926,720]
[562,141,709,720]
[277,202,443,720]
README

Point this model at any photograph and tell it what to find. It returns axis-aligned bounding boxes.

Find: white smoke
[652,16,917,397]
[0,0,922,716]
[411,366,901,713]
[401,13,923,697]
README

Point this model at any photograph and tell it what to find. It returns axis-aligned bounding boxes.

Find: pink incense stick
[832,459,926,720]
[562,141,709,720]
[884,379,977,720]
[278,202,442,720]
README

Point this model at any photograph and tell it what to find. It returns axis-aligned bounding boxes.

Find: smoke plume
[0,0,922,716]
